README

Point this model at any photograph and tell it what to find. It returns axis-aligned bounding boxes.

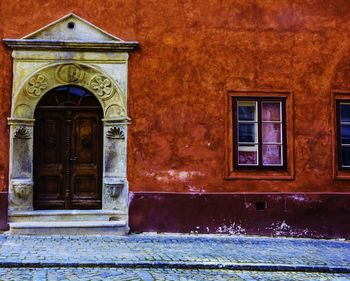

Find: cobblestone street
[0,234,349,280]
[1,268,350,281]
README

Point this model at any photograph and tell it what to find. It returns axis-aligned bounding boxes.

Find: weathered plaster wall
[129,192,350,239]
[1,0,350,194]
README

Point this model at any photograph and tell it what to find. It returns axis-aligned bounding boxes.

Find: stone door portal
[33,86,103,210]
[4,13,138,235]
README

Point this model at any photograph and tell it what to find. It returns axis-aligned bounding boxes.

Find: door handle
[69,156,78,162]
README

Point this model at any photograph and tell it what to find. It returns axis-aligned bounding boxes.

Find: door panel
[34,111,66,209]
[70,111,102,209]
[34,109,102,210]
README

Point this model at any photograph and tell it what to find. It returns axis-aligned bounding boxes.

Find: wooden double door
[33,107,103,210]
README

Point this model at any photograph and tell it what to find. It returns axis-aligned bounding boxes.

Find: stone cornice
[8,118,35,126]
[3,39,139,51]
[102,117,132,125]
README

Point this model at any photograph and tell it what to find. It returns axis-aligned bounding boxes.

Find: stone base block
[9,220,128,235]
[9,209,125,222]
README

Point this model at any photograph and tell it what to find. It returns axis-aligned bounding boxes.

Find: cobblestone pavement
[1,267,350,281]
[0,234,349,280]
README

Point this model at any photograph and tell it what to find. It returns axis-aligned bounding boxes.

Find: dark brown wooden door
[33,86,103,210]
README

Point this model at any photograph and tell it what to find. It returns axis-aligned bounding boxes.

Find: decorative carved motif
[105,104,125,117]
[14,127,31,139]
[89,75,114,100]
[56,63,84,83]
[106,127,125,139]
[25,74,48,98]
[106,183,124,198]
[14,104,33,118]
[10,181,33,208]
[13,183,32,200]
[15,63,127,119]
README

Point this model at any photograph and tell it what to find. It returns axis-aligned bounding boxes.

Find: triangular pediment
[4,13,138,51]
[23,13,122,42]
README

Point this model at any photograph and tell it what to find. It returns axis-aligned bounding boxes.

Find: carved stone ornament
[106,127,125,139]
[104,177,125,198]
[13,63,127,119]
[56,63,84,83]
[10,180,33,208]
[14,127,31,139]
[25,74,48,98]
[106,183,124,198]
[105,104,126,117]
[13,183,32,200]
[89,75,114,100]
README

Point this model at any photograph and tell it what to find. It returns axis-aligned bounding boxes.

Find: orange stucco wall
[1,0,350,193]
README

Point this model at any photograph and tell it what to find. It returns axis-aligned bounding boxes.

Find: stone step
[9,220,128,235]
[9,209,125,222]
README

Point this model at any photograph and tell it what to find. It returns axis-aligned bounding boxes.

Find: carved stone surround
[4,14,138,230]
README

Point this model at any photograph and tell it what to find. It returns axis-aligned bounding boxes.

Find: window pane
[340,103,350,122]
[341,146,350,167]
[238,101,257,121]
[341,125,350,144]
[262,123,281,143]
[238,123,257,143]
[262,145,282,165]
[262,102,281,121]
[238,145,258,165]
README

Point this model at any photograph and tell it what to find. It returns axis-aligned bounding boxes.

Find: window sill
[333,170,350,180]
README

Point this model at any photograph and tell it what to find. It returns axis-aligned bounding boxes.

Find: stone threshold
[7,209,128,235]
[10,221,126,228]
[8,220,128,235]
[9,209,126,222]
[9,209,124,216]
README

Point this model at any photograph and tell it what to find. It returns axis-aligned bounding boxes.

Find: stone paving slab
[1,267,350,281]
[0,234,349,273]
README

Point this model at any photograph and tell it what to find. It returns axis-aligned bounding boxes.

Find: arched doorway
[4,14,137,234]
[33,86,103,210]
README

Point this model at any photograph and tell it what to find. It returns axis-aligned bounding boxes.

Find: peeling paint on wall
[146,170,205,183]
[216,223,247,235]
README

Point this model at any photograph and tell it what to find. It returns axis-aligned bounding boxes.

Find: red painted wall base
[129,192,350,239]
[0,192,8,231]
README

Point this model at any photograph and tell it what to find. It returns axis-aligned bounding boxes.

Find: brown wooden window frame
[332,91,350,179]
[233,97,287,170]
[225,90,294,180]
[336,100,350,171]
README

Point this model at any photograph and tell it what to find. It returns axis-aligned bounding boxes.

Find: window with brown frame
[336,100,350,170]
[226,90,294,180]
[232,97,287,170]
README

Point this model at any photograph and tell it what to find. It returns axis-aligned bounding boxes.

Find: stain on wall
[1,1,350,194]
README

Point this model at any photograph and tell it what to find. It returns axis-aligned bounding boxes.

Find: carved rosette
[15,63,127,119]
[14,127,31,139]
[56,63,84,83]
[106,127,125,139]
[25,74,48,98]
[89,75,115,100]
